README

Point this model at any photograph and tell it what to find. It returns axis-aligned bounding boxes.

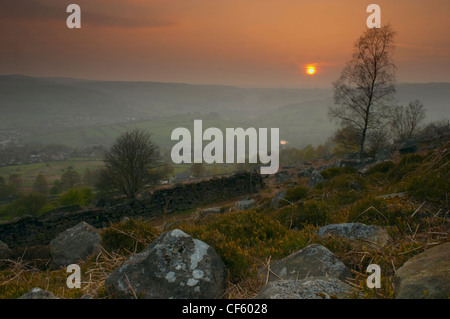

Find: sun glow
[306,66,316,75]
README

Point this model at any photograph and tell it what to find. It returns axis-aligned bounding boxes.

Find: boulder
[0,240,11,259]
[49,222,102,268]
[235,198,256,210]
[261,244,351,283]
[335,158,376,170]
[202,207,221,216]
[270,190,286,208]
[394,242,450,299]
[398,138,418,154]
[275,171,290,183]
[297,167,313,178]
[349,181,362,191]
[19,287,59,299]
[375,149,392,161]
[318,223,391,246]
[255,277,352,299]
[106,229,226,299]
[307,170,324,189]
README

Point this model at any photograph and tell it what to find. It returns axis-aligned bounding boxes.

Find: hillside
[1,75,449,149]
[0,138,448,299]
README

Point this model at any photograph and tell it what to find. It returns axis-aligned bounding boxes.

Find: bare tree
[329,25,396,156]
[101,129,160,200]
[390,100,426,141]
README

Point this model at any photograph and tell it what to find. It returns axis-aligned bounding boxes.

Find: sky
[0,0,449,88]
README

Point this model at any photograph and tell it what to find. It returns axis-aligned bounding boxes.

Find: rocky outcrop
[275,170,290,183]
[49,222,102,268]
[255,277,352,299]
[335,158,377,170]
[0,240,10,259]
[398,138,418,154]
[394,243,450,299]
[318,223,391,246]
[201,207,221,216]
[307,170,324,189]
[235,198,256,210]
[297,167,313,178]
[260,244,352,283]
[270,190,286,208]
[19,287,59,299]
[106,229,226,299]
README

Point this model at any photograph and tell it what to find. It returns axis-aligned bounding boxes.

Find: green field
[0,157,234,194]
[0,158,104,191]
[25,115,251,149]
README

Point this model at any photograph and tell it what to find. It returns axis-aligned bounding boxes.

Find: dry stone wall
[0,172,264,249]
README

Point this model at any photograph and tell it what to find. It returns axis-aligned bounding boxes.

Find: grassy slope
[1,142,448,299]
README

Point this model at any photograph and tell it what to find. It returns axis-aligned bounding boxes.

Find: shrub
[180,210,309,281]
[57,187,94,207]
[101,219,159,254]
[282,186,309,205]
[276,200,329,230]
[387,153,424,183]
[405,146,449,205]
[366,161,395,175]
[7,193,48,217]
[345,196,413,229]
[327,174,365,192]
[407,172,448,205]
[318,173,365,206]
[321,167,358,180]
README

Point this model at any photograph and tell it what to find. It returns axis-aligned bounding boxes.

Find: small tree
[61,170,81,191]
[8,174,23,193]
[58,187,94,207]
[329,25,396,156]
[0,176,17,200]
[33,174,49,195]
[50,179,63,195]
[332,126,360,155]
[100,129,160,200]
[9,193,48,217]
[390,100,426,141]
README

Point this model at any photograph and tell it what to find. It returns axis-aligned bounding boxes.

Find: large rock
[307,170,324,189]
[275,171,290,183]
[19,287,59,299]
[375,149,392,161]
[297,167,313,178]
[318,223,391,246]
[270,190,286,208]
[255,277,352,299]
[261,244,351,282]
[0,240,11,259]
[398,138,418,154]
[201,207,221,216]
[106,229,226,299]
[394,242,450,299]
[235,198,256,210]
[49,222,102,267]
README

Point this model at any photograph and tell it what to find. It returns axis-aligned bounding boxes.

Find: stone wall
[0,172,264,249]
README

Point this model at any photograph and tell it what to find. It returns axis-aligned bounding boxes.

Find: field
[0,158,104,191]
[25,116,253,150]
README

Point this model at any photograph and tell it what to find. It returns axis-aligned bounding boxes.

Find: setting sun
[306,66,316,75]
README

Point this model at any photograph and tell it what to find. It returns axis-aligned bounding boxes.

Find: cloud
[0,0,175,29]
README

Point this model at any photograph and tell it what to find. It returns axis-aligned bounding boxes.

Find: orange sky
[1,0,449,87]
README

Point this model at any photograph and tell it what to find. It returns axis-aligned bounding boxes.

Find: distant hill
[0,75,448,148]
